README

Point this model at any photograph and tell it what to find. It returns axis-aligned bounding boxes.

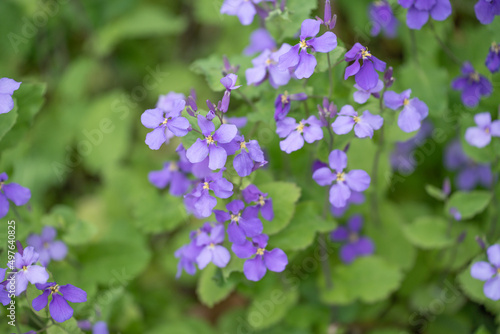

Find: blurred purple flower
[196,224,230,269]
[26,227,67,267]
[354,79,384,104]
[331,105,384,139]
[465,112,500,148]
[148,145,193,196]
[391,120,433,174]
[384,89,429,133]
[246,44,292,88]
[471,244,500,300]
[331,215,375,264]
[274,92,307,121]
[369,1,399,38]
[398,0,452,30]
[451,62,492,108]
[244,28,276,55]
[220,0,270,25]
[0,78,21,114]
[475,0,500,24]
[317,97,337,126]
[0,172,31,219]
[276,116,324,153]
[486,42,500,73]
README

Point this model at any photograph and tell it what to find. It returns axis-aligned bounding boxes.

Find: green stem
[320,188,333,290]
[370,90,387,227]
[428,21,461,65]
[410,29,419,65]
[488,156,500,239]
[327,52,334,98]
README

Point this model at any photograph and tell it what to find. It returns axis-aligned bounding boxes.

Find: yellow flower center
[348,233,358,243]
[22,266,28,271]
[169,162,178,171]
[353,116,360,123]
[203,182,210,190]
[206,135,215,144]
[240,141,247,150]
[336,172,345,182]
[265,58,273,66]
[281,91,289,104]
[361,48,372,60]
[470,72,480,82]
[49,284,60,295]
[161,118,168,125]
[492,42,499,53]
[258,195,265,206]
[231,213,241,222]
[403,98,410,106]
[296,122,305,133]
[256,248,265,255]
[209,243,215,248]
[485,127,490,134]
[299,40,308,49]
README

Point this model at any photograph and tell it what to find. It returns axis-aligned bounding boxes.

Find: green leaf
[403,216,453,249]
[246,288,299,330]
[474,326,490,334]
[271,201,336,252]
[425,184,447,201]
[47,318,84,334]
[258,182,301,235]
[321,256,403,305]
[445,191,492,220]
[197,264,236,307]
[265,0,318,41]
[92,5,187,56]
[0,104,18,142]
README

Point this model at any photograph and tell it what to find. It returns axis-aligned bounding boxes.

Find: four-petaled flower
[331,215,375,264]
[471,244,500,301]
[26,226,68,267]
[465,112,500,148]
[214,200,263,244]
[246,44,292,89]
[312,150,371,208]
[186,115,238,170]
[220,0,269,26]
[7,246,49,296]
[232,234,288,281]
[398,0,452,30]
[148,145,193,196]
[278,19,337,79]
[196,224,231,269]
[383,89,429,133]
[141,98,190,150]
[32,282,87,323]
[331,105,384,139]
[0,172,31,219]
[242,184,274,221]
[344,43,386,91]
[451,62,492,108]
[276,116,324,153]
[230,136,266,177]
[0,78,21,114]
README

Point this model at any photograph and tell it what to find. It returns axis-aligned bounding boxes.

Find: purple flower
[276,116,324,153]
[398,0,452,30]
[274,92,308,121]
[331,105,384,139]
[141,99,190,150]
[232,136,266,177]
[148,146,192,196]
[220,0,267,25]
[471,244,500,300]
[391,121,433,174]
[0,78,21,114]
[330,191,365,217]
[331,215,375,264]
[93,321,109,334]
[465,112,500,148]
[384,89,429,133]
[244,28,276,55]
[232,234,288,281]
[186,115,238,170]
[0,173,31,219]
[184,169,233,218]
[451,62,492,108]
[157,91,185,111]
[316,0,337,30]
[444,140,492,190]
[369,1,399,38]
[32,282,87,323]
[220,73,241,92]
[196,224,230,269]
[317,98,337,126]
[475,0,500,24]
[26,227,68,267]
[344,43,386,91]
[0,269,10,306]
[353,79,384,104]
[278,19,337,79]
[246,44,292,89]
[312,150,371,208]
[242,184,274,221]
[214,200,263,244]
[175,239,203,278]
[224,116,247,129]
[486,42,500,73]
[7,246,49,296]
